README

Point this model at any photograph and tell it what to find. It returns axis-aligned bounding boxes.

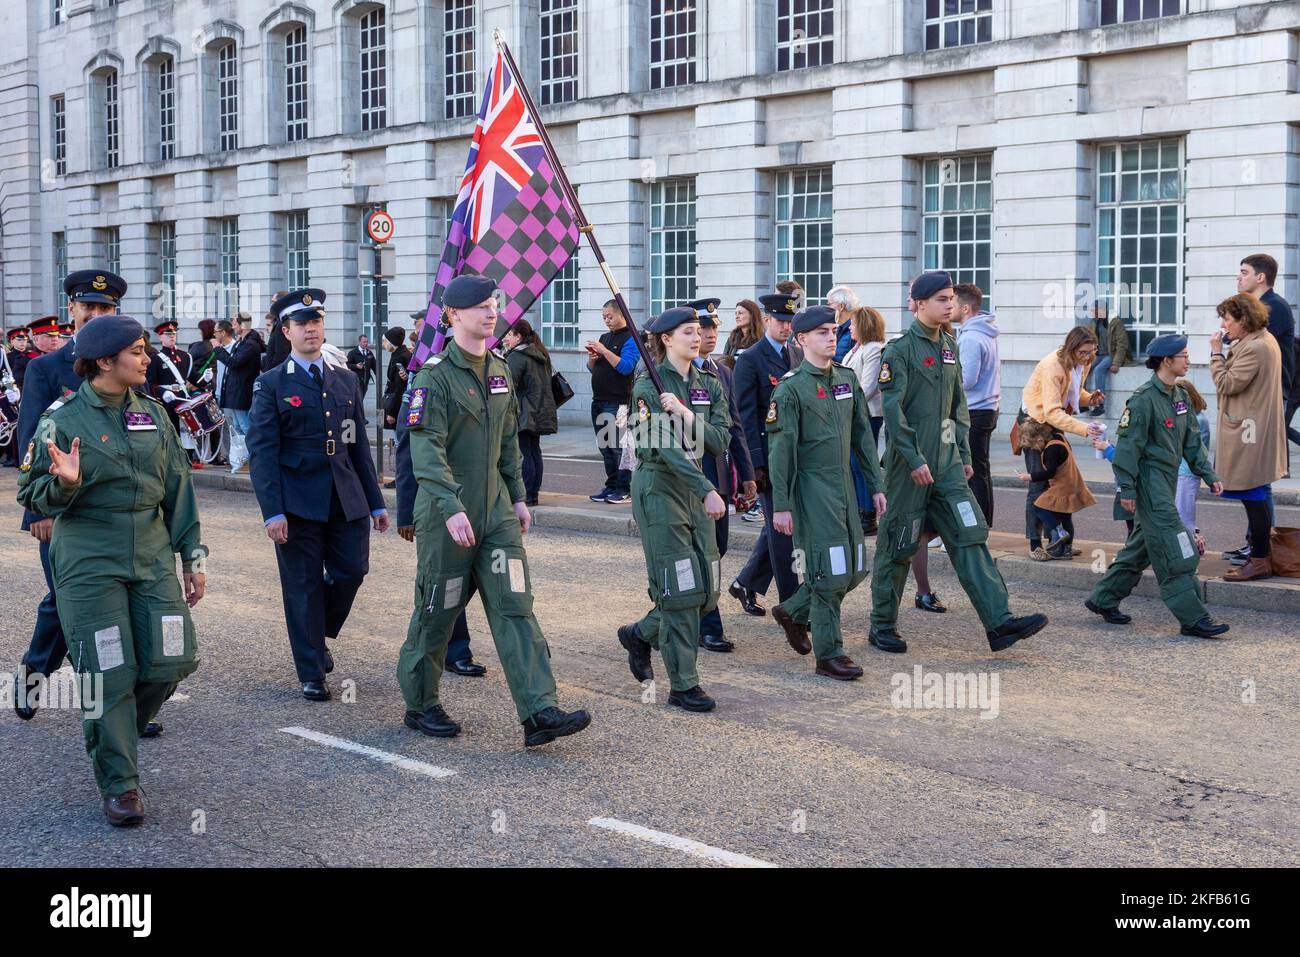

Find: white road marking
[588,817,776,868]
[279,727,456,779]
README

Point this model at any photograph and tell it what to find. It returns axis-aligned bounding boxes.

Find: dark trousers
[1286,399,1300,469]
[967,408,997,525]
[591,400,631,494]
[518,429,543,500]
[698,512,729,638]
[446,580,477,666]
[735,489,799,602]
[274,508,370,683]
[20,539,68,677]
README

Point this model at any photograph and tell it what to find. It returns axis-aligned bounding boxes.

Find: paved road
[1,482,1296,866]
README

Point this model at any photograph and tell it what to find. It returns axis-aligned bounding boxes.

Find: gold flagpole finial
[493,28,506,49]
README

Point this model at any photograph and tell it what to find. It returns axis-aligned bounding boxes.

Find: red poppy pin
[769,374,779,386]
[923,356,936,368]
[285,395,303,408]
[816,386,827,398]
[1164,417,1174,428]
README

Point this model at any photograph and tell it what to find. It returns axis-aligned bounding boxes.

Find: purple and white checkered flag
[409,49,580,368]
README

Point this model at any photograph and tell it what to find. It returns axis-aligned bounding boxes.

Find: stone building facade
[1,0,1297,426]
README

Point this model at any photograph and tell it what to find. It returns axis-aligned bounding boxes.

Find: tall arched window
[217,41,239,151]
[285,26,309,141]
[102,68,120,168]
[158,54,176,159]
[359,7,386,131]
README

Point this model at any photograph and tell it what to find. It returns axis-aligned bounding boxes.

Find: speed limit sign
[366,210,395,244]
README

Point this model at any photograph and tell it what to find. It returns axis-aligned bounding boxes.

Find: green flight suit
[16,381,204,798]
[1089,375,1219,625]
[870,320,1011,630]
[766,359,884,660]
[399,341,557,722]
[629,361,731,692]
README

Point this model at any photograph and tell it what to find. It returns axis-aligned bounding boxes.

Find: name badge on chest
[1173,399,1188,415]
[124,411,157,431]
[832,382,853,401]
[689,388,711,406]
[941,349,957,365]
[488,375,510,395]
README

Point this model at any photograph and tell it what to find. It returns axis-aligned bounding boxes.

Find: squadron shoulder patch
[1118,407,1131,430]
[19,441,34,472]
[637,398,650,421]
[406,387,428,427]
[878,362,892,384]
[766,400,778,424]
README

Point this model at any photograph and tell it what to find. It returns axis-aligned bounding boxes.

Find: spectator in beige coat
[1211,292,1287,582]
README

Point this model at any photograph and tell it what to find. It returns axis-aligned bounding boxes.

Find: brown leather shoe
[103,789,144,827]
[815,655,864,680]
[1222,556,1272,582]
[772,603,811,656]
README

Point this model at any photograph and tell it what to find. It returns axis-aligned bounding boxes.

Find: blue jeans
[224,407,250,434]
[1086,356,1113,400]
[850,415,884,513]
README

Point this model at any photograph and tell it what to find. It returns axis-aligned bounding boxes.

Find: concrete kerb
[189,470,1300,615]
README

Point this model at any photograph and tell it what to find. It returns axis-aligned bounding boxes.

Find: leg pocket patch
[162,616,186,657]
[95,626,125,671]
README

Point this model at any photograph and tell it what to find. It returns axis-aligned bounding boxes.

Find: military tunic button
[328,430,334,436]
[325,411,331,417]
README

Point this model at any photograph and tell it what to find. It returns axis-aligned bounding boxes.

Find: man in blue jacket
[11,269,125,721]
[247,288,389,701]
[686,299,756,653]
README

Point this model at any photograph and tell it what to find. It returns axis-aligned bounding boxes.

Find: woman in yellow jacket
[1018,326,1105,555]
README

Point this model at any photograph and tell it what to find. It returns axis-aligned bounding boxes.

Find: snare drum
[175,392,225,437]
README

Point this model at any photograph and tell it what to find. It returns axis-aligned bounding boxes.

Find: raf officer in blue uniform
[685,298,756,653]
[395,384,485,676]
[247,288,390,700]
[728,292,808,654]
[11,269,132,722]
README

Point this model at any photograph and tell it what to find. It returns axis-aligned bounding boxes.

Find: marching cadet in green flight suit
[617,306,731,713]
[1086,334,1230,638]
[766,306,888,681]
[399,274,591,747]
[16,315,206,828]
[870,271,1048,654]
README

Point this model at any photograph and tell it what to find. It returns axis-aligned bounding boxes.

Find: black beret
[758,293,798,318]
[910,271,953,301]
[76,314,146,360]
[792,305,837,335]
[64,269,126,306]
[442,274,498,309]
[1147,334,1188,358]
[273,288,326,323]
[648,307,700,335]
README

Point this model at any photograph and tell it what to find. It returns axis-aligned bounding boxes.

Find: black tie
[310,365,322,386]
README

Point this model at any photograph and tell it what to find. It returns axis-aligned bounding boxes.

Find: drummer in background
[146,320,194,438]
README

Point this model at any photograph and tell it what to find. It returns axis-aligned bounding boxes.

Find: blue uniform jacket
[247,358,385,523]
[732,338,800,470]
[698,357,754,498]
[16,342,82,529]
[395,386,417,528]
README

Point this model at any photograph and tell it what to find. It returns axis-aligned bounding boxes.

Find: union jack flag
[410,48,580,367]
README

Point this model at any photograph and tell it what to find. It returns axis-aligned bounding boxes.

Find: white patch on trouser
[675,558,695,593]
[508,559,526,593]
[829,546,847,576]
[443,576,462,609]
[857,542,866,571]
[162,616,185,656]
[711,560,720,592]
[1177,531,1195,560]
[956,500,978,528]
[95,626,124,670]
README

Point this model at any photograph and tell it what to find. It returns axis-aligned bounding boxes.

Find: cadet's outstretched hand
[910,463,934,486]
[266,518,289,544]
[772,510,793,535]
[47,437,81,486]
[872,492,888,517]
[184,572,205,607]
[515,501,532,534]
[446,511,476,547]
